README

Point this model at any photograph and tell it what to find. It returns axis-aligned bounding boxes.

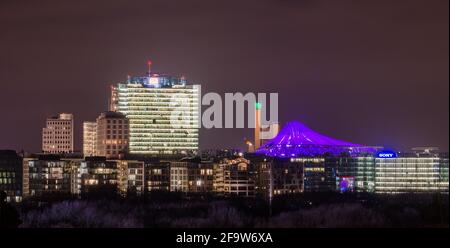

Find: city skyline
[0,0,449,233]
[0,0,448,152]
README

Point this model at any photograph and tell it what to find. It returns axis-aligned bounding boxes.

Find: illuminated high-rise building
[111,63,200,155]
[82,121,97,157]
[95,111,129,159]
[42,113,74,154]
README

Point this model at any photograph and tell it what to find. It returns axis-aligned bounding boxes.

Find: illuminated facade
[213,157,255,197]
[295,157,337,192]
[0,150,23,202]
[439,154,449,189]
[254,120,450,194]
[109,85,119,112]
[375,149,449,193]
[117,160,145,196]
[96,111,129,159]
[255,158,304,196]
[28,155,73,197]
[252,120,382,195]
[113,72,200,155]
[330,156,376,193]
[42,113,74,154]
[256,121,379,157]
[189,162,213,193]
[170,161,189,192]
[145,161,170,192]
[77,157,117,194]
[82,121,97,157]
[22,158,31,199]
[170,161,213,193]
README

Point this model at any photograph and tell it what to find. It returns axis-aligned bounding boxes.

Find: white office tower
[375,147,449,193]
[111,66,200,155]
[42,113,74,153]
[82,121,97,156]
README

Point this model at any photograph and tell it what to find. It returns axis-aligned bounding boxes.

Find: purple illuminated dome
[256,121,379,157]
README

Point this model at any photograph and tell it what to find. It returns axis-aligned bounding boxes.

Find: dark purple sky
[0,0,448,152]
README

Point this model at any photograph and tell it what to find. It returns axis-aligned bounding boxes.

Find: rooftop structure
[256,121,380,157]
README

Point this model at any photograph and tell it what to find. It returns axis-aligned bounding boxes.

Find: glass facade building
[114,74,200,155]
[375,150,449,193]
[330,156,375,193]
[439,154,449,189]
[292,157,337,192]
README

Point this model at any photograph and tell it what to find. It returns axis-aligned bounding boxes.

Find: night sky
[0,0,448,152]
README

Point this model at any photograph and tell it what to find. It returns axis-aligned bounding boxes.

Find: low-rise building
[375,148,449,193]
[0,150,23,202]
[296,157,336,192]
[28,155,73,197]
[145,161,170,192]
[77,156,118,194]
[213,157,255,197]
[117,160,145,195]
[329,156,375,193]
[170,160,213,193]
[253,157,304,197]
[170,161,189,192]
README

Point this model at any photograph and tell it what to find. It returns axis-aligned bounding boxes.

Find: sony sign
[377,151,396,158]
